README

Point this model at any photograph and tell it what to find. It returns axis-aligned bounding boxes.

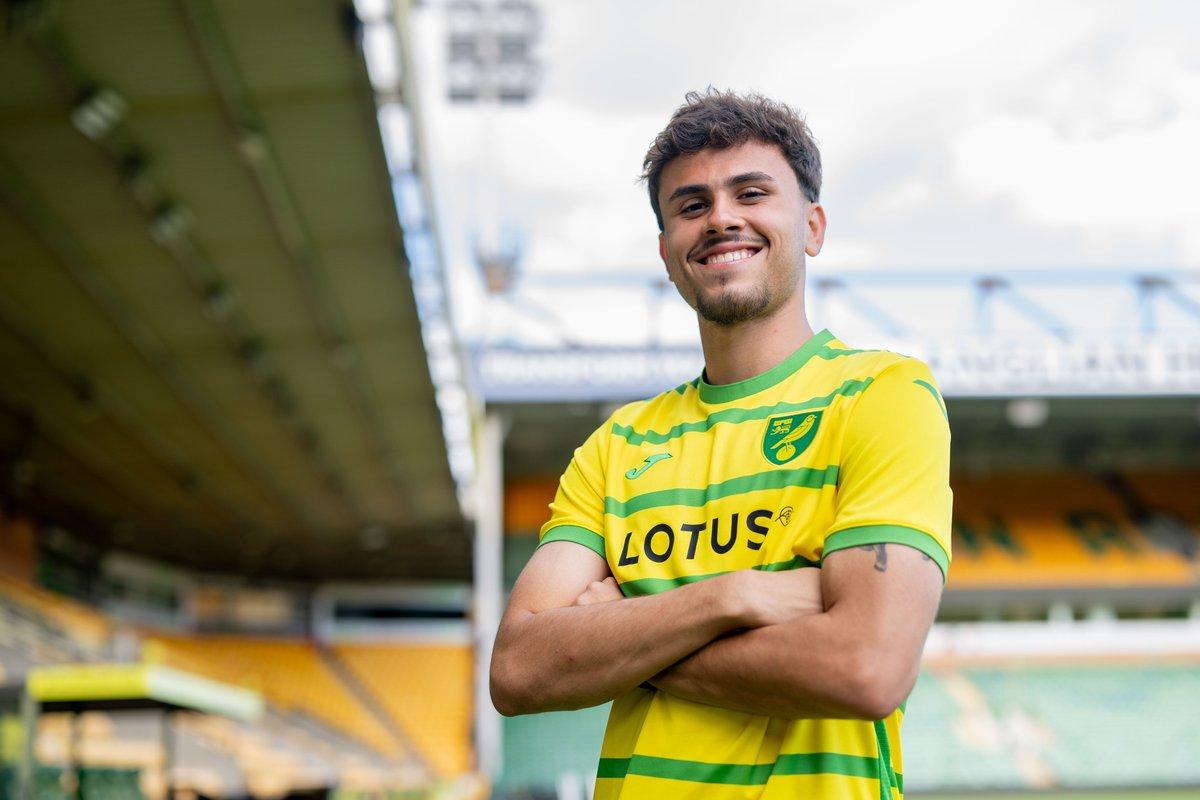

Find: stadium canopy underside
[0,0,468,580]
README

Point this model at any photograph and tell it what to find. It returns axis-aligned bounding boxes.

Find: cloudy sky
[407,0,1200,346]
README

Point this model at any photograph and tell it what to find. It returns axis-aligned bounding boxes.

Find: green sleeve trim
[912,378,948,420]
[539,525,606,560]
[822,524,949,582]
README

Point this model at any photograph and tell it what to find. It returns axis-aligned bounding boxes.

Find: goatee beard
[696,284,772,326]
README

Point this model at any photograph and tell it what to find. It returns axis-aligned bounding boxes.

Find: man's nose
[705,195,744,236]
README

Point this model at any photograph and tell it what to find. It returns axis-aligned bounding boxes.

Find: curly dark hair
[642,89,822,231]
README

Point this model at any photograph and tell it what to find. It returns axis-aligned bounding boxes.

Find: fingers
[574,577,622,606]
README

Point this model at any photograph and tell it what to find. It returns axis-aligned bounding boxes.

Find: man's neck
[698,292,815,386]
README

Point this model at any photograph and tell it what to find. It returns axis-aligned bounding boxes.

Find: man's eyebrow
[727,171,776,186]
[666,183,707,203]
[666,171,778,203]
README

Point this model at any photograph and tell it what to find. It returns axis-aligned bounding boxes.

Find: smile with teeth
[700,248,760,265]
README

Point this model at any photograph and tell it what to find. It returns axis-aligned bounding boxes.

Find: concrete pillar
[473,410,506,781]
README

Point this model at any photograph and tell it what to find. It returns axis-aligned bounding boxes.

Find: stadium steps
[333,643,474,778]
[317,643,432,780]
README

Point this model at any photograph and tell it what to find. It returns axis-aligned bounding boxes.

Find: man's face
[657,140,824,326]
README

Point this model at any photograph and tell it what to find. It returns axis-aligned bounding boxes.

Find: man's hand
[729,568,824,627]
[574,576,623,606]
[491,543,755,715]
[573,569,822,617]
[572,569,822,616]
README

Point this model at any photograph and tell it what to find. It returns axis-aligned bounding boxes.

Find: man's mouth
[698,247,762,266]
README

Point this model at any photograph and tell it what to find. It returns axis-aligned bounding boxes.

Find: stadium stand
[0,574,111,661]
[506,471,1200,592]
[903,663,1200,792]
[143,635,406,763]
[334,643,475,778]
[950,473,1199,589]
[5,467,1199,799]
[0,547,482,795]
[498,704,610,794]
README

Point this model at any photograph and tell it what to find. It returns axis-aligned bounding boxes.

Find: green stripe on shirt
[912,378,948,419]
[619,554,818,597]
[597,752,902,789]
[612,377,873,446]
[604,465,838,518]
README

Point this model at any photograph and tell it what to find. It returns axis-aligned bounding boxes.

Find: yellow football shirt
[539,329,952,799]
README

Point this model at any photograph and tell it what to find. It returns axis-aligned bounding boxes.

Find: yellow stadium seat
[333,643,474,778]
[144,635,404,761]
[949,473,1197,589]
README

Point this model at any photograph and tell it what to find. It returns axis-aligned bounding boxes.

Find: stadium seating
[949,473,1199,588]
[334,643,474,778]
[498,704,610,792]
[1123,472,1200,521]
[0,574,111,659]
[902,670,1031,791]
[143,635,405,763]
[903,663,1200,791]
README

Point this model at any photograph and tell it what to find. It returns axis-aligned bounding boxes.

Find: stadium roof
[0,1,469,580]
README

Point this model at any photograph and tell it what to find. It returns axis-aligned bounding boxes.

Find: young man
[491,90,952,799]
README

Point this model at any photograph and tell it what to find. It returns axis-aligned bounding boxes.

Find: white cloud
[952,66,1200,258]
[411,0,1200,343]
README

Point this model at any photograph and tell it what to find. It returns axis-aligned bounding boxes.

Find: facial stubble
[690,254,802,327]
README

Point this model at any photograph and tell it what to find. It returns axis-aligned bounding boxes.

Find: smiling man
[491,90,953,799]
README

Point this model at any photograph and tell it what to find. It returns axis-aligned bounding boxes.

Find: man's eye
[681,201,706,214]
[740,190,766,200]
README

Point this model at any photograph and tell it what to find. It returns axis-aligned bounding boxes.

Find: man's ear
[658,233,673,280]
[805,202,827,257]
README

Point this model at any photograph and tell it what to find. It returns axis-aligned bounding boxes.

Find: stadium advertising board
[476,336,1200,401]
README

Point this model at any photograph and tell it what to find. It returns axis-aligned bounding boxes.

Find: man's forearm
[652,546,941,720]
[491,575,744,715]
[650,610,888,719]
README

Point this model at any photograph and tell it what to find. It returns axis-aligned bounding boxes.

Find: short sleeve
[821,358,953,580]
[537,421,609,561]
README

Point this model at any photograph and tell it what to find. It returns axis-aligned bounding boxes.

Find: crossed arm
[490,538,943,719]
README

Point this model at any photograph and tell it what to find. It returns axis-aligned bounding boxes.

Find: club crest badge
[762,411,822,465]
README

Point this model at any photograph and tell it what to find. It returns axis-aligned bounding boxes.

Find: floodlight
[203,281,236,320]
[1006,398,1049,429]
[448,60,482,101]
[70,86,127,141]
[495,0,539,38]
[495,60,537,102]
[149,202,190,245]
[446,0,483,36]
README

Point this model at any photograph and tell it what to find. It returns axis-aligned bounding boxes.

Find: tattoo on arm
[856,544,934,572]
[859,543,888,572]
